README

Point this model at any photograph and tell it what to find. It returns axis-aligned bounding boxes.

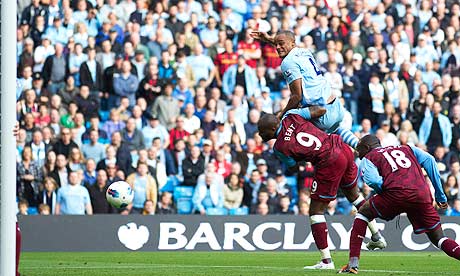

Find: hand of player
[437,202,448,209]
[250,31,273,44]
[13,121,19,137]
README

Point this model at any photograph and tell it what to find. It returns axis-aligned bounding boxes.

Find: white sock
[352,195,365,207]
[320,248,331,261]
[438,237,448,248]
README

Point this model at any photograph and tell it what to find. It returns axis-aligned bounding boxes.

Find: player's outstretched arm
[409,145,448,203]
[250,31,276,45]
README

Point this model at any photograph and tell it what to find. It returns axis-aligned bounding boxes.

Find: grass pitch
[21,251,459,275]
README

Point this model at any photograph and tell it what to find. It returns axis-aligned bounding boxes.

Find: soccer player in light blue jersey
[251,30,359,148]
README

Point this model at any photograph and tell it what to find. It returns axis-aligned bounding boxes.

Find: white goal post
[1,0,18,275]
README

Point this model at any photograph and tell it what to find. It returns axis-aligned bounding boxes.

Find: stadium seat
[173,186,194,199]
[229,207,249,215]
[176,198,193,214]
[285,176,297,187]
[99,110,110,122]
[28,207,38,215]
[206,207,228,215]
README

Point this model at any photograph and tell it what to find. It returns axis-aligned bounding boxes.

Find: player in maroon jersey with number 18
[339,135,459,274]
[258,108,386,270]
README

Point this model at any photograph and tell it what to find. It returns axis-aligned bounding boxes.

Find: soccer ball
[106,181,134,209]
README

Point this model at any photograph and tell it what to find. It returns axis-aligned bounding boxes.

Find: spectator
[142,116,170,149]
[243,169,262,207]
[38,204,51,215]
[308,14,332,52]
[237,28,261,69]
[214,150,232,179]
[55,171,93,215]
[18,200,29,216]
[192,167,224,215]
[142,200,155,215]
[34,36,55,73]
[146,147,168,191]
[51,128,79,157]
[96,40,115,70]
[120,117,145,152]
[74,85,99,121]
[183,103,201,134]
[150,83,180,130]
[446,199,460,216]
[298,202,310,216]
[82,129,106,161]
[27,129,48,167]
[278,196,294,215]
[113,60,139,108]
[186,44,215,86]
[137,64,162,107]
[102,109,126,139]
[182,146,205,187]
[86,170,115,214]
[419,101,452,153]
[109,131,133,174]
[444,174,459,206]
[48,154,70,188]
[396,120,419,145]
[156,192,176,214]
[68,147,86,172]
[17,146,43,207]
[126,162,157,214]
[83,159,97,187]
[168,116,190,150]
[214,39,238,83]
[222,55,257,97]
[377,120,399,147]
[413,34,439,70]
[223,173,243,210]
[199,16,219,49]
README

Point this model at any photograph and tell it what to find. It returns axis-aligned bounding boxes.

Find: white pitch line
[21,264,458,274]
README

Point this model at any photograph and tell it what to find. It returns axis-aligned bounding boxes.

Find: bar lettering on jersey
[284,124,296,141]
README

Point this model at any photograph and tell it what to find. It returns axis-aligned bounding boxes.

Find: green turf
[20,251,459,276]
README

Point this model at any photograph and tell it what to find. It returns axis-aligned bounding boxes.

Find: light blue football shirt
[56,184,90,215]
[281,47,331,107]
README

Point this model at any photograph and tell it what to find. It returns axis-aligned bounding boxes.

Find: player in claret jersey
[258,109,386,270]
[339,135,460,274]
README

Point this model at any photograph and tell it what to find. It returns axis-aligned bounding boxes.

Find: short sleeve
[56,189,63,204]
[281,59,302,84]
[83,187,90,205]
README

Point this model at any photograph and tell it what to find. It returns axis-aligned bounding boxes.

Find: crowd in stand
[14,0,460,216]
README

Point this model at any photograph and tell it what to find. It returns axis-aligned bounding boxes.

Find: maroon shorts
[311,144,358,202]
[369,193,441,234]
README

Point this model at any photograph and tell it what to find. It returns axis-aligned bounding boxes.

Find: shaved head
[258,114,280,142]
[356,134,381,159]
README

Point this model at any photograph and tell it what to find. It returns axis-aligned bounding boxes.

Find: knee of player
[309,106,327,119]
[357,201,374,219]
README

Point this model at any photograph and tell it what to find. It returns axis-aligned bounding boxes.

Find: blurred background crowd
[14,0,460,216]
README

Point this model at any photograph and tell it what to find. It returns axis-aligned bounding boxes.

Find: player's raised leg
[342,186,386,250]
[336,127,359,149]
[340,146,386,249]
[312,99,359,148]
[304,200,335,270]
